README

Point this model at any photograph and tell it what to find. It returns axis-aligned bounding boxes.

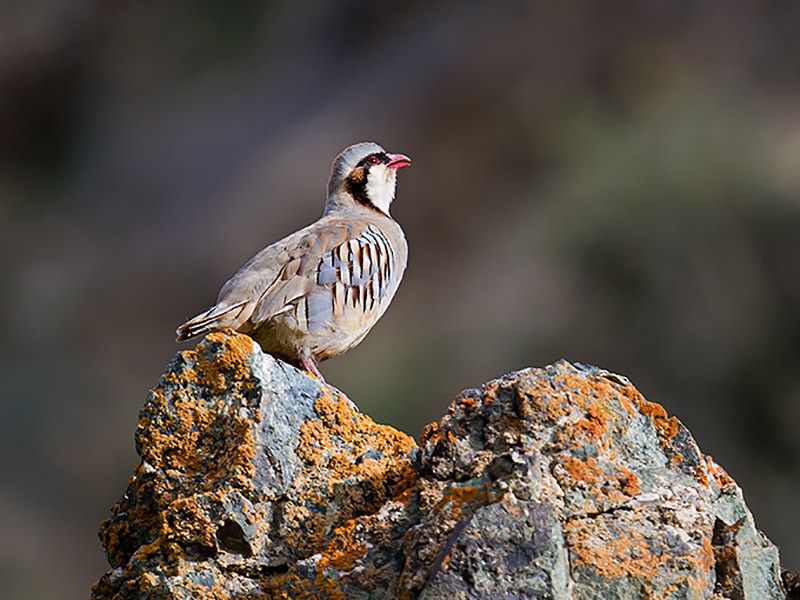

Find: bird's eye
[367,155,382,166]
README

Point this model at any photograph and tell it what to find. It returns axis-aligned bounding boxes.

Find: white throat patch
[365,166,397,215]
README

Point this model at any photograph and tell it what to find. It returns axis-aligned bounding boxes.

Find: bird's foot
[300,355,326,383]
[299,356,360,412]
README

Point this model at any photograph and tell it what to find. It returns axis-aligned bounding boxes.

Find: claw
[300,355,326,384]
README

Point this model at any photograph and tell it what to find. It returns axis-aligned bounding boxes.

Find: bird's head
[326,142,411,217]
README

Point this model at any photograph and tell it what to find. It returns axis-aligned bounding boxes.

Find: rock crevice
[91,332,787,599]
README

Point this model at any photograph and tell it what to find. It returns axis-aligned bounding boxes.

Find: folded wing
[175,220,398,341]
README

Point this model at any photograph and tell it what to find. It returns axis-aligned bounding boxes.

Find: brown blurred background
[2,1,799,598]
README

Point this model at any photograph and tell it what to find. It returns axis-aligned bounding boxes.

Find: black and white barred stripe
[302,225,397,332]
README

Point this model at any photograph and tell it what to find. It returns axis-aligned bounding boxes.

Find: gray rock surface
[92,332,787,599]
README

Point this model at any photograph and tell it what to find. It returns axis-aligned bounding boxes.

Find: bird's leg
[300,354,326,384]
[298,354,360,413]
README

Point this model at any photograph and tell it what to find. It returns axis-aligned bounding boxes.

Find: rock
[92,332,416,599]
[784,571,800,599]
[92,332,787,599]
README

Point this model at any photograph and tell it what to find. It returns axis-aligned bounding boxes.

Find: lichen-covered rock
[92,334,787,599]
[91,332,416,599]
[402,365,784,600]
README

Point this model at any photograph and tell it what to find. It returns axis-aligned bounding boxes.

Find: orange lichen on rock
[553,455,639,506]
[265,571,347,600]
[136,332,260,490]
[193,330,255,394]
[455,395,478,412]
[571,405,608,443]
[542,392,572,422]
[96,331,267,598]
[694,463,710,487]
[296,389,416,477]
[565,512,714,597]
[316,520,368,571]
[617,381,645,414]
[525,368,635,437]
[433,485,479,514]
[162,496,217,550]
[555,455,604,488]
[431,482,505,524]
[262,514,391,599]
[521,378,572,422]
[267,385,419,563]
[616,465,641,497]
[704,454,734,489]
[139,390,257,487]
[635,396,681,443]
[393,463,418,502]
[419,420,441,446]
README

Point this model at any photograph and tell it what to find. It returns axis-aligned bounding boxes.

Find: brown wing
[176,217,396,341]
[248,220,398,334]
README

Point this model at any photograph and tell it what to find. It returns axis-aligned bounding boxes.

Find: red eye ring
[367,155,382,166]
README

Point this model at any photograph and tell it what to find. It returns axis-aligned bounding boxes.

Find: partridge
[176,142,411,381]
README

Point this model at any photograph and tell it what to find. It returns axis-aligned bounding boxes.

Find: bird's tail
[175,301,249,342]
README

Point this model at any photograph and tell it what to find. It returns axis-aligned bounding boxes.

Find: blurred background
[1,1,799,597]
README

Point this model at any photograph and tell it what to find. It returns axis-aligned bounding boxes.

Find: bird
[176,141,411,383]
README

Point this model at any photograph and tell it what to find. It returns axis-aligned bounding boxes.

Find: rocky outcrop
[92,332,787,599]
